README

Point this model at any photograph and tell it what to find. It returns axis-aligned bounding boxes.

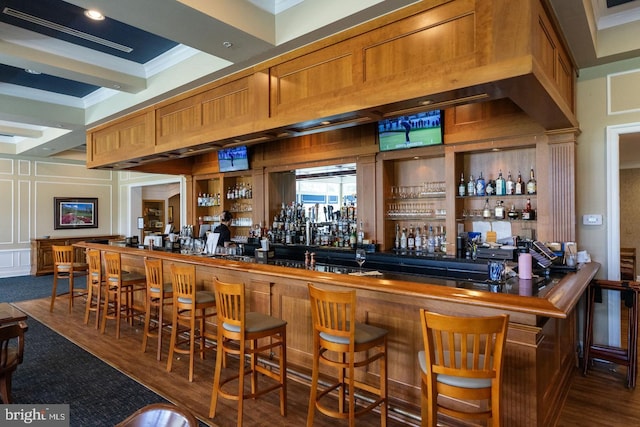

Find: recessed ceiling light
[25,69,41,75]
[320,121,331,125]
[84,10,105,20]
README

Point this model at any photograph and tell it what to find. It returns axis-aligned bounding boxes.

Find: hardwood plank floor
[14,297,413,427]
[15,296,640,426]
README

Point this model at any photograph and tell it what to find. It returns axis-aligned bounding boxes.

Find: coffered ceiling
[0,0,639,162]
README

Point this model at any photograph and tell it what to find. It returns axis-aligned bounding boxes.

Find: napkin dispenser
[255,248,275,263]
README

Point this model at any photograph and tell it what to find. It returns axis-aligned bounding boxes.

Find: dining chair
[50,245,88,313]
[209,278,287,426]
[307,283,388,427]
[0,321,28,404]
[115,403,198,427]
[418,309,509,426]
[167,264,216,382]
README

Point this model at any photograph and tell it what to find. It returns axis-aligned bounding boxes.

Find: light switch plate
[582,214,602,225]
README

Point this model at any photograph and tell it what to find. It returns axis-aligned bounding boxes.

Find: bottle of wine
[506,171,514,195]
[495,170,505,196]
[458,172,466,197]
[527,168,537,194]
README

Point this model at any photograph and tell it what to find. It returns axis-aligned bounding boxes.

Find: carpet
[0,275,208,427]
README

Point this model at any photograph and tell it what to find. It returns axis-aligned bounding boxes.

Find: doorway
[605,122,640,346]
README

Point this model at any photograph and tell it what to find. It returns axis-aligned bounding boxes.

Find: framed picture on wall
[54,197,98,229]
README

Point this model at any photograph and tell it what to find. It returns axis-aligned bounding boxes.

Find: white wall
[0,155,183,278]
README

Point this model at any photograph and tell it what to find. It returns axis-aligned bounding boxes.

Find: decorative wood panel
[87,110,155,168]
[547,137,576,242]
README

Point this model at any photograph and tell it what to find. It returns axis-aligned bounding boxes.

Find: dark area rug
[11,320,167,426]
[0,275,183,426]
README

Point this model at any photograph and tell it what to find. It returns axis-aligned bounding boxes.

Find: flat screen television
[218,145,249,172]
[377,110,443,152]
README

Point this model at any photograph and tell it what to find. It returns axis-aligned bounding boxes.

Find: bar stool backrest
[86,249,102,285]
[52,245,75,275]
[213,279,244,337]
[308,285,356,350]
[170,264,197,309]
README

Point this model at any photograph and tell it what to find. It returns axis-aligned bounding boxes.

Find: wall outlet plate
[582,214,602,225]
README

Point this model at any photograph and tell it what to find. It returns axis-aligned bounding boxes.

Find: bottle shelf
[386,215,446,221]
[456,217,536,223]
[456,194,536,199]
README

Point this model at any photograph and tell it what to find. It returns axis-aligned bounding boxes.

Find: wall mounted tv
[377,110,443,152]
[218,145,249,172]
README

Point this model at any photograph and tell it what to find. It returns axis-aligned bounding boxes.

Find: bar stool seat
[50,245,88,313]
[307,283,387,427]
[84,249,106,328]
[209,278,287,427]
[418,309,509,426]
[142,258,173,361]
[100,251,146,339]
[167,264,216,382]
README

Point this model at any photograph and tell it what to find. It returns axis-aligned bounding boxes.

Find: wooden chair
[84,249,105,328]
[167,264,216,382]
[209,278,287,426]
[50,245,88,313]
[418,309,509,426]
[620,247,636,281]
[0,322,28,404]
[115,402,198,427]
[307,283,388,427]
[141,258,173,361]
[100,251,146,339]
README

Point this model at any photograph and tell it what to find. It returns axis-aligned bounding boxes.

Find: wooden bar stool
[84,249,105,328]
[209,278,287,427]
[418,309,509,427]
[50,245,88,313]
[307,283,388,427]
[167,264,216,382]
[583,279,638,389]
[100,251,146,339]
[141,258,173,361]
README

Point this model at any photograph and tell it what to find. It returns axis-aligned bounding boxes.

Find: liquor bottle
[495,170,505,196]
[476,172,486,196]
[439,226,447,253]
[494,200,505,219]
[350,227,357,249]
[427,226,436,253]
[486,180,494,196]
[458,172,466,197]
[508,204,519,220]
[506,171,514,195]
[522,198,534,220]
[483,198,492,218]
[395,224,400,249]
[527,168,537,194]
[515,171,524,195]
[357,221,364,246]
[415,226,423,251]
[400,228,408,250]
[407,226,415,250]
[467,174,476,196]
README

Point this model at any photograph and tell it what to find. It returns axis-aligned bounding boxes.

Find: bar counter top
[75,242,598,319]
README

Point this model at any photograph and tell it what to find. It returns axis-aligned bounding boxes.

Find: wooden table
[0,302,27,325]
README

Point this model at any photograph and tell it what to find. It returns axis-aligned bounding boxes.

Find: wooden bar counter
[76,242,598,426]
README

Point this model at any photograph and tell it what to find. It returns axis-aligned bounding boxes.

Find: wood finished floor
[14,297,410,427]
[14,296,640,426]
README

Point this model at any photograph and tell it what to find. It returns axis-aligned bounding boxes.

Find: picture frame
[54,197,98,230]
